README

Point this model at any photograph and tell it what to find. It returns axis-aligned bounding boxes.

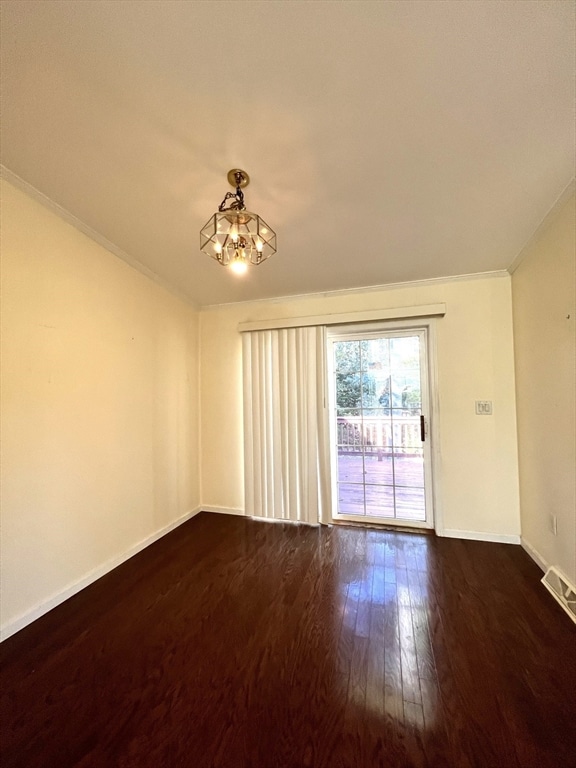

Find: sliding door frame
[325,318,443,532]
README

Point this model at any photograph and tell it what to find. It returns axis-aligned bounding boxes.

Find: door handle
[420,415,426,442]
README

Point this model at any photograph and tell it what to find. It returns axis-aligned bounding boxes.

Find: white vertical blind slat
[243,326,330,524]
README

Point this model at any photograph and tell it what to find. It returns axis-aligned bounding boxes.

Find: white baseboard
[521,538,549,572]
[249,515,317,526]
[0,506,202,642]
[438,529,521,545]
[205,508,320,527]
[202,505,244,516]
[204,507,318,526]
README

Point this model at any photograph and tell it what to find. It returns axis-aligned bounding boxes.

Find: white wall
[0,180,201,638]
[0,176,528,641]
[200,274,521,541]
[512,194,576,583]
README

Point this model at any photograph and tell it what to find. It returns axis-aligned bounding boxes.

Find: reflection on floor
[1,512,575,768]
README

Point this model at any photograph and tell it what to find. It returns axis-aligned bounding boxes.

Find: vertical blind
[242,326,331,524]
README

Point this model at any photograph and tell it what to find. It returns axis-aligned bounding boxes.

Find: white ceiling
[1,1,574,307]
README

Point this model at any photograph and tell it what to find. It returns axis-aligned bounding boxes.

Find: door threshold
[331,518,434,535]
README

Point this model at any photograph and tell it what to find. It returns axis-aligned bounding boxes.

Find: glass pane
[332,331,428,526]
[360,373,378,408]
[396,381,421,414]
[365,484,395,518]
[337,417,363,451]
[337,454,364,483]
[364,454,394,484]
[390,335,420,369]
[377,375,392,413]
[337,407,361,418]
[361,408,383,420]
[361,338,390,371]
[334,341,360,373]
[391,418,421,453]
[338,483,365,516]
[394,452,424,488]
[389,336,421,416]
[336,373,364,412]
[361,418,379,450]
[363,418,392,449]
[395,486,426,522]
[388,381,419,412]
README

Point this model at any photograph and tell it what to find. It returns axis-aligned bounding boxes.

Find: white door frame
[326,319,442,531]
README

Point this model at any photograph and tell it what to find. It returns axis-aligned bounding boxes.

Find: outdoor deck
[336,453,426,522]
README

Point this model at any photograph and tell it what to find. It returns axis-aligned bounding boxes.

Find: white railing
[337,416,421,456]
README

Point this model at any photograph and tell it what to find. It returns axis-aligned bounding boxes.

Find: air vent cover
[542,566,576,624]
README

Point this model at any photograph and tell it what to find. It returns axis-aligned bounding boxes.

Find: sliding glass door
[328,326,434,528]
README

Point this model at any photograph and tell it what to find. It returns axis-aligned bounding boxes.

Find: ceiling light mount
[200,169,276,275]
[226,168,249,189]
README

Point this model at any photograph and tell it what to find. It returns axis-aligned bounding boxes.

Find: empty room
[1,2,574,767]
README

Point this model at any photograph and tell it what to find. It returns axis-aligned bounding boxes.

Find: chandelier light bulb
[230,258,248,275]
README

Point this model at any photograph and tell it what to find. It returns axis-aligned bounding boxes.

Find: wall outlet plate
[475,400,493,415]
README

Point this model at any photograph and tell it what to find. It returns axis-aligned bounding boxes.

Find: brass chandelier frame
[200,169,277,270]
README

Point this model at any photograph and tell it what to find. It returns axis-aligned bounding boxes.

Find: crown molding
[202,270,510,311]
[237,303,446,333]
[0,165,199,310]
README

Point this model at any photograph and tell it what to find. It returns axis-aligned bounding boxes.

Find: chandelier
[200,169,277,275]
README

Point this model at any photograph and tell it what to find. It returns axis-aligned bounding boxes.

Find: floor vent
[542,566,576,624]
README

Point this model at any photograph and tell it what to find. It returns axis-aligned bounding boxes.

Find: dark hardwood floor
[1,512,575,768]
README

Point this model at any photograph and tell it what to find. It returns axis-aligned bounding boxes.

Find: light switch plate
[475,400,493,415]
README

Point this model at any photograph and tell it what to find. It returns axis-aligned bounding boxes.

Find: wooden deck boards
[337,454,426,521]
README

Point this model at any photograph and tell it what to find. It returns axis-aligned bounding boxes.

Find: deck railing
[337,415,421,456]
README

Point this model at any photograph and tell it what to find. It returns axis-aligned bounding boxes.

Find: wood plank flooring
[1,512,575,768]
